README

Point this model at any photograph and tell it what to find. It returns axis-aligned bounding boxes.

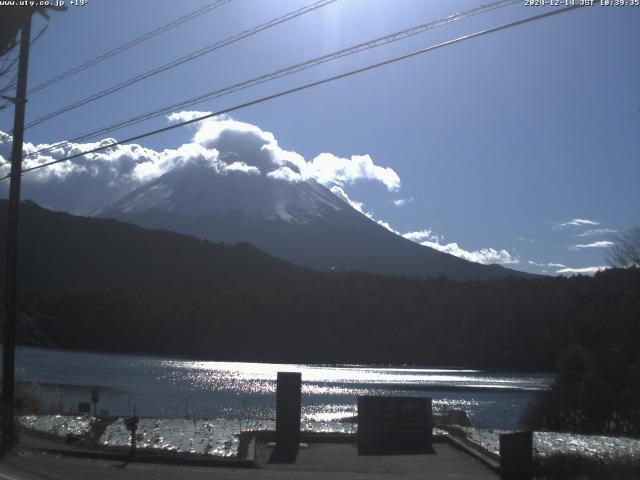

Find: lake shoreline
[11,344,556,375]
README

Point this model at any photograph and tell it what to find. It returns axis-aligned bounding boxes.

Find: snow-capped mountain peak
[97,159,530,281]
[98,160,345,224]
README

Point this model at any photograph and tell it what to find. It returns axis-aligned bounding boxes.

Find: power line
[0,0,334,142]
[1,4,584,182]
[0,53,18,77]
[0,28,45,99]
[26,0,232,96]
[0,76,17,96]
[0,25,45,78]
[22,0,338,130]
[0,1,230,113]
[13,0,520,160]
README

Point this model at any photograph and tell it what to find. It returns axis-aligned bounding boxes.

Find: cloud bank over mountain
[169,112,401,191]
[0,112,553,271]
[0,113,400,215]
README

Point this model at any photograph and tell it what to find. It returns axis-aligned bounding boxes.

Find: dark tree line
[3,201,640,434]
[0,201,637,372]
[14,268,638,371]
[522,342,640,436]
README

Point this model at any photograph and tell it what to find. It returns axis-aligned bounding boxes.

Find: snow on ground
[463,427,640,461]
[534,432,640,461]
[100,417,355,457]
[18,414,355,457]
[21,414,638,462]
[100,418,240,457]
[18,415,94,438]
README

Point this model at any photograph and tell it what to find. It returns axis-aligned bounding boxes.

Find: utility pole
[2,13,32,451]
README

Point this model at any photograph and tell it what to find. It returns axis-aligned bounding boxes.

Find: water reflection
[16,347,552,430]
[159,360,551,393]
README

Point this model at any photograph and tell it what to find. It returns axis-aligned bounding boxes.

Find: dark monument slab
[357,396,433,455]
[499,431,533,480]
[269,371,302,464]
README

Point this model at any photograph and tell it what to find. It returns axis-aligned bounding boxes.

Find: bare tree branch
[608,226,640,268]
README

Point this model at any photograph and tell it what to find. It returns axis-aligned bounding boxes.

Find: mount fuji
[96,160,526,281]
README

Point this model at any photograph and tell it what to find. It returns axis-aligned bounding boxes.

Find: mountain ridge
[96,161,530,281]
[0,199,307,291]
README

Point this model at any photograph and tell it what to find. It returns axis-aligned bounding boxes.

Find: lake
[13,346,552,431]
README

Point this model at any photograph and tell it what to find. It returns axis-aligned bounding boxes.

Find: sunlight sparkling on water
[157,360,549,394]
[15,347,552,432]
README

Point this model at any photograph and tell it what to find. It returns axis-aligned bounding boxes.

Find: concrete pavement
[0,442,497,480]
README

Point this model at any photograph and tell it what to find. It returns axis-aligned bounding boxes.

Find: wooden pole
[2,13,32,451]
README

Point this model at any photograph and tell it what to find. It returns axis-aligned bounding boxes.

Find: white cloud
[419,240,519,265]
[375,218,400,235]
[166,111,212,123]
[305,153,400,192]
[330,186,400,234]
[391,197,413,207]
[556,266,609,275]
[402,230,440,243]
[575,228,618,237]
[171,113,401,191]
[267,166,302,183]
[225,161,261,174]
[0,113,401,214]
[558,218,600,228]
[528,260,567,268]
[330,190,519,266]
[0,133,211,214]
[529,261,612,276]
[569,240,614,250]
[403,230,518,265]
[330,186,365,213]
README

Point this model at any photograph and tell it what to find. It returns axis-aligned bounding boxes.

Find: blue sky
[1,0,638,275]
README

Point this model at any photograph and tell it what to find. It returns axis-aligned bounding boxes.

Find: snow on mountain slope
[99,159,345,224]
[97,160,529,281]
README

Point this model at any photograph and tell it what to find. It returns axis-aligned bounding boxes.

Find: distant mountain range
[96,161,528,281]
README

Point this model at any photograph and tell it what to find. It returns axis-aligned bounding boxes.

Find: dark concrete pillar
[269,371,301,464]
[499,431,533,480]
[357,396,433,455]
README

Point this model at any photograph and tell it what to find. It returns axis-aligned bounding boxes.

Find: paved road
[0,443,497,480]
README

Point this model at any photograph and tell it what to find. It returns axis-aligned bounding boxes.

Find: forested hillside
[2,201,638,371]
